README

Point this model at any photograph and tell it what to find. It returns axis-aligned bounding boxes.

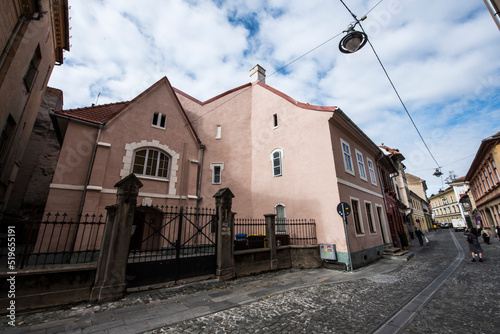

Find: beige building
[406,173,432,231]
[0,0,69,215]
[465,131,500,233]
[429,187,463,228]
[45,65,393,269]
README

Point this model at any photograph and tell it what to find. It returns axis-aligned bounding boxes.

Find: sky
[49,0,500,197]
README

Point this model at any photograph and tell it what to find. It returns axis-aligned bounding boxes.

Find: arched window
[133,148,170,178]
[271,148,283,177]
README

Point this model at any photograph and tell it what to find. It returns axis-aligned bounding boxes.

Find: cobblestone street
[151,229,500,334]
[2,229,499,333]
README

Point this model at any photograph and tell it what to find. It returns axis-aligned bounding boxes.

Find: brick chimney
[250,64,266,84]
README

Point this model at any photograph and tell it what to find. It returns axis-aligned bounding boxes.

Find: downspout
[77,123,104,219]
[196,144,206,208]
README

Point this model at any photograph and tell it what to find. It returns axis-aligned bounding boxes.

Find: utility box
[320,244,336,261]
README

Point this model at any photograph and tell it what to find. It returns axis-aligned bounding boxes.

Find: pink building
[46,65,392,269]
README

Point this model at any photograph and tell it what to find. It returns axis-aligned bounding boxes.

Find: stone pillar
[265,214,278,270]
[213,188,235,280]
[90,174,143,301]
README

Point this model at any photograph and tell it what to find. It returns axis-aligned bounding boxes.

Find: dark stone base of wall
[234,245,322,278]
[0,264,96,314]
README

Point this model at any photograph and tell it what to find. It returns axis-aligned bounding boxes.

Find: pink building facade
[46,65,393,268]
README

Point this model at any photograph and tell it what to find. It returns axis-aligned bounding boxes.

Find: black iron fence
[234,218,317,250]
[128,206,217,263]
[0,213,105,270]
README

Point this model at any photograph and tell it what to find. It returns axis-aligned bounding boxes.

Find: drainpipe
[196,144,206,208]
[77,123,104,219]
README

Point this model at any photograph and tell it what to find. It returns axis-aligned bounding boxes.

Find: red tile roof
[54,101,130,124]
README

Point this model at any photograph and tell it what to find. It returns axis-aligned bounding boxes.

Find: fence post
[90,174,143,301]
[213,188,235,280]
[264,214,278,270]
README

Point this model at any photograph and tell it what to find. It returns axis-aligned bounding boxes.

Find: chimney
[250,64,266,84]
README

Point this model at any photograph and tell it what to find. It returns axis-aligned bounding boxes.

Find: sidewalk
[0,233,433,334]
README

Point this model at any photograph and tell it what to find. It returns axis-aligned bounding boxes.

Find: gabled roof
[51,77,201,143]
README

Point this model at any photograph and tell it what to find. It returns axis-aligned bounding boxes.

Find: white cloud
[49,0,500,195]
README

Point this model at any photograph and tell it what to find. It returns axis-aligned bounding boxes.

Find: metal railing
[234,218,317,250]
[0,213,105,270]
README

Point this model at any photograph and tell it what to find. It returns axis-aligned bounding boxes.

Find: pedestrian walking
[465,228,484,262]
[496,226,500,241]
[415,228,424,246]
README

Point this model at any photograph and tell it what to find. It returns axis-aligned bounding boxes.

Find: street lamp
[339,27,368,54]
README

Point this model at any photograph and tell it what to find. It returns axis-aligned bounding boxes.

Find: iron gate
[126,205,217,288]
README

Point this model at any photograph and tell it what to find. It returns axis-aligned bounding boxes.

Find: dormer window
[152,112,166,129]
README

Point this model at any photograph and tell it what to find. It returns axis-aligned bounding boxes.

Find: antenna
[94,92,101,106]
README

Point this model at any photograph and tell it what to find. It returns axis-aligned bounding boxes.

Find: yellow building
[0,0,69,215]
[429,187,463,228]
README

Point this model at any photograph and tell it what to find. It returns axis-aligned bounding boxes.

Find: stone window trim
[210,163,224,184]
[121,140,179,195]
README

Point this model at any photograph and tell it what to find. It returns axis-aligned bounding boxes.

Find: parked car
[440,222,449,228]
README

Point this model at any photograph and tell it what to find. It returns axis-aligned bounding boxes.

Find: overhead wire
[188,30,345,125]
[339,0,442,169]
[189,0,394,126]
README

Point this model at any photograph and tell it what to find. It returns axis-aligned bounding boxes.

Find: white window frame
[215,125,222,139]
[365,201,377,234]
[341,139,354,175]
[356,150,367,181]
[350,197,365,236]
[270,148,283,177]
[152,112,167,129]
[132,148,170,179]
[210,163,224,184]
[367,158,377,186]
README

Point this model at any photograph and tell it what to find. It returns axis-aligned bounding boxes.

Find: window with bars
[211,163,224,184]
[133,149,170,178]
